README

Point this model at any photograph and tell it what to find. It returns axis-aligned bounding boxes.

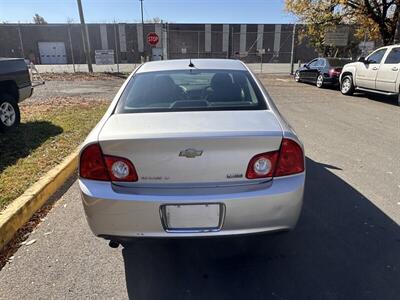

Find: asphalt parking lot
[26,76,124,103]
[0,74,399,300]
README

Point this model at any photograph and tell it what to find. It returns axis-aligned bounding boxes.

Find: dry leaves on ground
[40,72,128,82]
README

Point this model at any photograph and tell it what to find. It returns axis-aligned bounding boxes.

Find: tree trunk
[378,22,396,45]
[393,4,400,44]
[395,21,400,44]
[380,30,393,45]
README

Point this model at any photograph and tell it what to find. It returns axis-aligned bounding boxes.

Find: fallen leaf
[25,239,36,246]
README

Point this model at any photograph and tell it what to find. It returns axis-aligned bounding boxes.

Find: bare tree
[142,17,162,23]
[33,14,47,24]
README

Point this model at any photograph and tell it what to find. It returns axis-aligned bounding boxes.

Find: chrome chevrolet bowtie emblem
[179,148,203,158]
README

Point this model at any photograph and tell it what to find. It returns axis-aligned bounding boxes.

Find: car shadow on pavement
[352,92,399,106]
[122,157,400,300]
[0,121,63,172]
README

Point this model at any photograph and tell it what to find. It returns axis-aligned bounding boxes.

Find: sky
[0,0,296,24]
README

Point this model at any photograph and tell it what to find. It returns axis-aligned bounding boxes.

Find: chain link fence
[163,28,297,73]
[1,23,361,74]
[0,23,134,73]
[166,30,228,59]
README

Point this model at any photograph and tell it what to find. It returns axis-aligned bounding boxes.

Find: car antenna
[188,58,195,68]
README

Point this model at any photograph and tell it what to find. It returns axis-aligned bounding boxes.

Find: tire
[397,85,400,106]
[294,71,301,82]
[0,94,20,132]
[398,92,400,106]
[340,75,355,95]
[316,74,324,88]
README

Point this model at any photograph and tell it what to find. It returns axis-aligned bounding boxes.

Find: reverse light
[254,157,272,175]
[104,156,138,182]
[111,161,130,179]
[246,151,279,179]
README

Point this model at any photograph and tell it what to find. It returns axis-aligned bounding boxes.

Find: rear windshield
[116,69,267,113]
[327,58,352,67]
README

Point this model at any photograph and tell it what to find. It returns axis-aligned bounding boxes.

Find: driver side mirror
[303,63,309,68]
[358,56,367,63]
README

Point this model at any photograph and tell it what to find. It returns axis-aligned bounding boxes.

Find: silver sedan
[79,59,305,242]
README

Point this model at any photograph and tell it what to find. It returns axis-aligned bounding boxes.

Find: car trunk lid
[98,110,283,185]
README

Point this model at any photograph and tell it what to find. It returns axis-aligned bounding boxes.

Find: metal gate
[38,42,67,64]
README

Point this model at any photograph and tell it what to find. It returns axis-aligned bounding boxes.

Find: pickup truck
[340,45,400,105]
[0,58,33,131]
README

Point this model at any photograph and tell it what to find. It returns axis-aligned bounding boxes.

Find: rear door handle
[372,67,378,70]
[392,67,398,71]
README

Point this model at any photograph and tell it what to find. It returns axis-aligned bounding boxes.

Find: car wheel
[0,94,20,132]
[340,75,354,95]
[294,71,301,82]
[316,74,324,88]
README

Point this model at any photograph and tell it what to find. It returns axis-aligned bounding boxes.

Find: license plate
[163,204,221,230]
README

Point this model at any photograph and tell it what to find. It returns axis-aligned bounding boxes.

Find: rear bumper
[79,174,305,238]
[18,85,33,102]
[323,76,339,85]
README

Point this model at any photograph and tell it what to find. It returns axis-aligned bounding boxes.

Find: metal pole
[167,22,170,59]
[160,20,164,60]
[67,24,76,72]
[162,22,168,60]
[290,23,297,75]
[231,30,234,58]
[361,31,367,57]
[114,22,120,73]
[17,23,25,58]
[197,32,200,58]
[260,53,263,73]
[140,0,145,59]
[140,0,144,25]
[77,0,93,73]
[226,28,229,58]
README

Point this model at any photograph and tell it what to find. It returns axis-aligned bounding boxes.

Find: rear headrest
[154,75,176,89]
[211,73,233,90]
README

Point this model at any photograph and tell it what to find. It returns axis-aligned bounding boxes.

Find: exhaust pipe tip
[109,240,120,248]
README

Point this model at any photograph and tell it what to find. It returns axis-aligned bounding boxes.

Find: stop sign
[147,32,159,46]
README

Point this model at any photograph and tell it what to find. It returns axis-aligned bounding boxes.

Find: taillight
[79,144,110,181]
[329,68,342,77]
[275,138,304,177]
[79,143,138,182]
[246,151,279,179]
[246,138,304,179]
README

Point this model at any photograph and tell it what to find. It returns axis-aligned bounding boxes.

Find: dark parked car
[0,58,33,131]
[294,58,353,88]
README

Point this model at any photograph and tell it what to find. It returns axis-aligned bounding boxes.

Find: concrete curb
[0,148,79,250]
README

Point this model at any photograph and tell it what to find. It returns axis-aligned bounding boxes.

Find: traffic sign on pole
[147,32,159,46]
